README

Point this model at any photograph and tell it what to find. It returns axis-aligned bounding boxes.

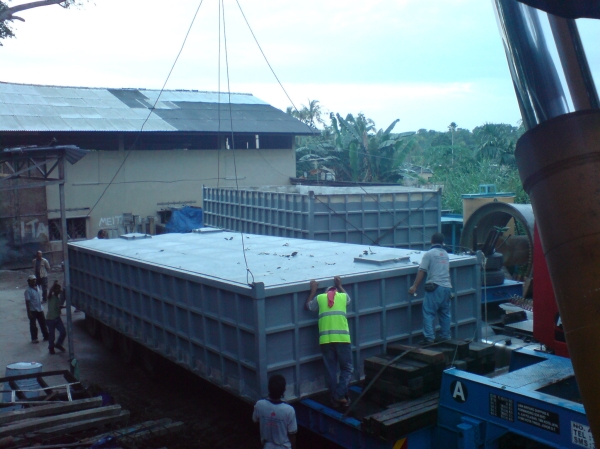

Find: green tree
[473,122,524,166]
[0,0,84,45]
[286,99,325,129]
[332,113,414,182]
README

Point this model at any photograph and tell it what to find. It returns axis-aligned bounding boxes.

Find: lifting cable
[86,0,206,219]
[219,0,255,285]
[230,1,427,249]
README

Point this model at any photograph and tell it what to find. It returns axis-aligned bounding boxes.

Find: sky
[1,0,599,132]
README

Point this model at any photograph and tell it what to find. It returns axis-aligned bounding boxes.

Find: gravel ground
[0,268,341,449]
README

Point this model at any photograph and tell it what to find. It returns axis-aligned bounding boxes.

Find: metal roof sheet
[70,231,474,288]
[0,82,314,135]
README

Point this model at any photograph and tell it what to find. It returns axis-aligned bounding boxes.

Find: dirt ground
[0,268,340,449]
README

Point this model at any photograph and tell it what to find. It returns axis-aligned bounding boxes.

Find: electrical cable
[234,0,448,253]
[234,0,442,250]
[86,0,205,219]
[221,0,255,285]
[217,0,222,189]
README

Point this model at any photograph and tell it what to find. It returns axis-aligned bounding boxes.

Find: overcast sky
[2,0,599,132]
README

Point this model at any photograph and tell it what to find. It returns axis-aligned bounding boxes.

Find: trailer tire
[483,269,505,286]
[100,324,117,351]
[484,252,504,270]
[85,315,101,339]
[118,334,137,364]
[140,347,166,381]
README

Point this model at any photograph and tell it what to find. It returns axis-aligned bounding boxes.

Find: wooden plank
[364,356,431,380]
[380,404,438,440]
[468,341,495,359]
[366,376,424,399]
[363,392,438,434]
[35,410,130,436]
[363,394,439,441]
[386,344,445,364]
[82,419,172,444]
[112,421,185,442]
[436,339,470,359]
[368,397,438,424]
[0,370,72,384]
[0,397,102,426]
[0,405,121,437]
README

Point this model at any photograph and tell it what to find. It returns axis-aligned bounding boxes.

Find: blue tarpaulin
[165,206,203,233]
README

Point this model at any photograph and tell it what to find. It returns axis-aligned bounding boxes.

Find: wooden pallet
[362,391,439,440]
[0,372,184,448]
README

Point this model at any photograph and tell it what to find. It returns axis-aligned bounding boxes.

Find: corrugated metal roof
[0,82,316,135]
[2,145,89,164]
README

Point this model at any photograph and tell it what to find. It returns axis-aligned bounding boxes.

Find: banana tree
[332,113,415,182]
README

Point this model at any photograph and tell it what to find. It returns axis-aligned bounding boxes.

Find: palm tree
[285,100,324,129]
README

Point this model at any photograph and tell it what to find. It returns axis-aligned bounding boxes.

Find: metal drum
[1,362,43,410]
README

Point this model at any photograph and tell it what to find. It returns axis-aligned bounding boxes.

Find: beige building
[0,82,313,267]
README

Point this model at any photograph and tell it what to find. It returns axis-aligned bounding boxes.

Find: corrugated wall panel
[203,186,440,249]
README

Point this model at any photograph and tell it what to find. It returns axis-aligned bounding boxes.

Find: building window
[49,217,87,241]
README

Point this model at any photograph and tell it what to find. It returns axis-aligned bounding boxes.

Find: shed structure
[203,185,442,250]
[69,231,481,403]
[0,81,313,267]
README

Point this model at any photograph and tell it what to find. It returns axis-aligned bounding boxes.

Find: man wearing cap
[32,251,51,303]
[24,275,49,343]
[305,276,354,408]
[408,232,453,344]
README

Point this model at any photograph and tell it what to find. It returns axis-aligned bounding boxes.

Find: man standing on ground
[408,232,453,344]
[252,374,297,449]
[46,281,67,355]
[24,275,49,344]
[33,251,51,303]
[305,276,354,408]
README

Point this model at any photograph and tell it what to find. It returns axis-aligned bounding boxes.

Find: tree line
[287,100,528,213]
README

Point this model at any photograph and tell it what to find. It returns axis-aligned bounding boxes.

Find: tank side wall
[69,246,479,402]
[203,188,440,249]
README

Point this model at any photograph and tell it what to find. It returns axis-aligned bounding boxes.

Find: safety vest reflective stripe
[318,310,347,318]
[319,329,350,336]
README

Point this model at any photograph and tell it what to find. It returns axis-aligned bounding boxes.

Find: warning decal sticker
[489,393,514,422]
[517,403,560,434]
[572,421,596,449]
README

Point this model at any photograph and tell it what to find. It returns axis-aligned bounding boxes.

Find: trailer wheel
[483,269,505,286]
[484,252,504,270]
[85,315,101,339]
[140,347,166,381]
[100,325,117,351]
[118,334,137,364]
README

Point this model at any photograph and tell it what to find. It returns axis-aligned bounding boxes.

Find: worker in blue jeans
[408,232,453,344]
[306,276,354,408]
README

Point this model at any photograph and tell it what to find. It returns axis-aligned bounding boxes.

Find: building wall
[45,148,295,247]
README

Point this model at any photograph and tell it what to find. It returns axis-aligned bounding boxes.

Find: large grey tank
[69,231,480,402]
[202,185,441,250]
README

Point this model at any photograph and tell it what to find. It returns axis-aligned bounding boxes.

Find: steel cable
[86,0,205,219]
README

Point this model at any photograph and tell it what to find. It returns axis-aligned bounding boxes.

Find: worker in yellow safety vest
[305,276,354,408]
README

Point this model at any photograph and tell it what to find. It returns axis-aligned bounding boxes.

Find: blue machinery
[296,349,591,449]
